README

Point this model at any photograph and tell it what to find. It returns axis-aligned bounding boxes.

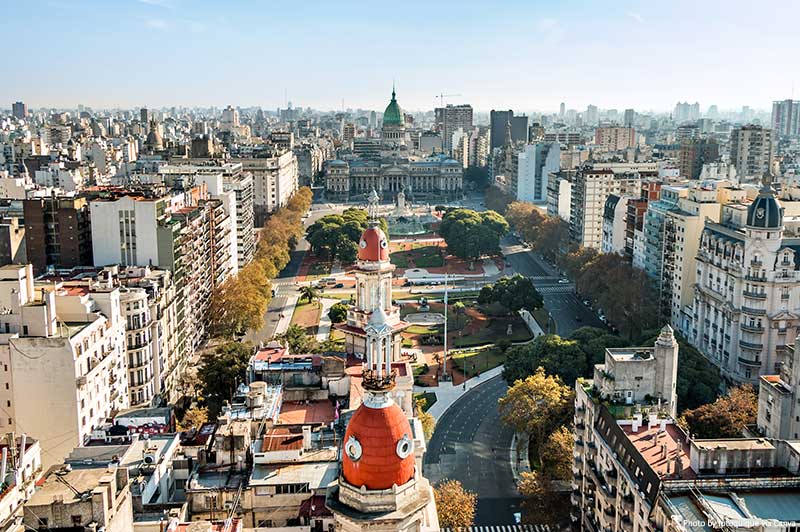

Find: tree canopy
[499,367,574,469]
[198,342,253,415]
[478,274,543,314]
[328,303,348,324]
[276,324,318,354]
[434,480,477,530]
[503,334,588,386]
[680,385,757,439]
[306,208,388,262]
[439,208,509,259]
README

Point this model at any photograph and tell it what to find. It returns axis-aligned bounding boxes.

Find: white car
[557,278,570,284]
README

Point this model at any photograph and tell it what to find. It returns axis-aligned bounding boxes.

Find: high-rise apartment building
[594,126,636,152]
[678,137,719,179]
[673,101,700,123]
[513,142,560,203]
[435,104,473,153]
[623,108,635,127]
[23,197,93,274]
[729,125,774,179]
[234,150,298,226]
[771,99,800,138]
[569,162,657,249]
[489,110,527,150]
[11,101,27,119]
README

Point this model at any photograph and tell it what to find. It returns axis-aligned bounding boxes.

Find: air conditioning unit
[142,450,158,465]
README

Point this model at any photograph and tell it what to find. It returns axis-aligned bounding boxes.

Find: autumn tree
[532,216,570,260]
[542,426,574,480]
[209,262,272,338]
[681,385,757,439]
[198,342,253,415]
[434,480,477,530]
[499,367,574,468]
[415,398,436,440]
[177,406,208,432]
[517,471,571,526]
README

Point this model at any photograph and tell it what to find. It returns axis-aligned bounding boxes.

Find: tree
[484,185,514,213]
[570,327,630,366]
[198,342,253,415]
[440,208,509,260]
[502,334,588,386]
[434,480,477,530]
[299,285,320,305]
[209,262,272,338]
[681,385,757,439]
[499,368,574,468]
[415,398,436,440]
[517,470,572,526]
[532,216,570,261]
[177,406,208,432]
[478,274,543,315]
[452,301,466,329]
[541,426,574,481]
[276,324,318,354]
[306,208,386,263]
[328,303,348,324]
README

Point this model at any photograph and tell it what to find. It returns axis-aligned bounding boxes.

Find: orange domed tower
[326,367,439,531]
[336,223,409,377]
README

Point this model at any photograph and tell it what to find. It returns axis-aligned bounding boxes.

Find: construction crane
[436,93,462,107]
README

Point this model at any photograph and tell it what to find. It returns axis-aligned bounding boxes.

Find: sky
[4,0,799,113]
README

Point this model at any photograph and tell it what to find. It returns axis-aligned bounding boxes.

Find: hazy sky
[5,0,799,113]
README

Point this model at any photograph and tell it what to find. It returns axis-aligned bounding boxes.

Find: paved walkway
[482,258,500,277]
[316,297,336,342]
[415,365,505,421]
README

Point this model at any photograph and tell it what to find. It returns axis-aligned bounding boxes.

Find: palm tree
[453,301,466,329]
[299,285,320,305]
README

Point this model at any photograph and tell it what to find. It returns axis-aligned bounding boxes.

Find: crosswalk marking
[535,284,575,294]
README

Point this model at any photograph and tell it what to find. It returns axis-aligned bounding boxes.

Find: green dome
[383,88,403,126]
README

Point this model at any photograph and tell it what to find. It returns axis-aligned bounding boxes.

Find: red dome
[342,401,415,490]
[357,226,390,262]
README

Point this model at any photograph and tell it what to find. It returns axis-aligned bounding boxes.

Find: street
[501,235,604,336]
[423,375,522,525]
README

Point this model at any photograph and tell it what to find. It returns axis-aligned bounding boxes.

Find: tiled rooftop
[622,421,694,480]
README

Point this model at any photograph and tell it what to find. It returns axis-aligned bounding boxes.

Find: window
[71,516,82,526]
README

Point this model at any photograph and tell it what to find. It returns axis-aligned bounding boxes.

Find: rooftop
[28,467,116,506]
[250,461,338,488]
[278,400,336,425]
[621,421,694,480]
[606,347,654,362]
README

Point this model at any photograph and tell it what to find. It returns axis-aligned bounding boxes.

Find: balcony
[739,339,763,351]
[738,356,761,367]
[742,306,766,316]
[745,274,767,282]
[742,290,767,300]
[740,323,764,333]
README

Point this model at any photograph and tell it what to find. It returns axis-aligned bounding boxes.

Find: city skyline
[5,0,799,112]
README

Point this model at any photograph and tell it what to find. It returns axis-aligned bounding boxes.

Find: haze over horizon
[5,0,799,113]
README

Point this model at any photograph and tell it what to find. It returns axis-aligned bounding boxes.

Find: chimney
[302,426,312,451]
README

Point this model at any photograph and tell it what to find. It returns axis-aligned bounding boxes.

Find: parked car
[334,283,344,288]
[557,278,570,284]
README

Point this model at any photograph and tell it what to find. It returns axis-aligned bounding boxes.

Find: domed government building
[324,86,464,203]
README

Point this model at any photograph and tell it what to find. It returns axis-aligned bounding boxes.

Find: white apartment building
[235,151,298,226]
[730,125,774,180]
[33,162,84,192]
[692,183,800,383]
[570,162,658,249]
[515,142,560,203]
[600,194,628,254]
[0,265,128,468]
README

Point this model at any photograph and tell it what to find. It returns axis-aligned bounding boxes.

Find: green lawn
[405,324,442,335]
[452,316,533,347]
[390,245,444,269]
[450,347,505,378]
[413,392,438,412]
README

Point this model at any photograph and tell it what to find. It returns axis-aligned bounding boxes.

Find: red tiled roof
[621,422,694,480]
[261,427,304,452]
[278,401,336,425]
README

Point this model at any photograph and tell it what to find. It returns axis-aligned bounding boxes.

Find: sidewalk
[316,297,336,342]
[415,364,504,421]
